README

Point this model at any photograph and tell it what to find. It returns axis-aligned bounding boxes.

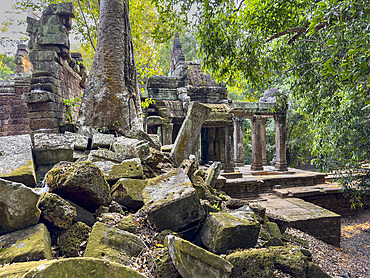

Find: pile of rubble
[0,127,330,278]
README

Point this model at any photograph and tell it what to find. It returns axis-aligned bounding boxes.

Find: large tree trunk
[78,0,142,134]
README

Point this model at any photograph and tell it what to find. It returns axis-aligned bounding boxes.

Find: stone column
[261,118,267,166]
[224,122,235,172]
[250,115,263,171]
[274,113,288,171]
[234,116,244,166]
[162,121,173,145]
[208,127,215,161]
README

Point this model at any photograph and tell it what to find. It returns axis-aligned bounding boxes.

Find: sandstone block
[0,178,41,234]
[84,222,145,265]
[34,133,74,166]
[142,168,205,232]
[111,136,151,161]
[92,133,115,149]
[0,257,146,278]
[111,178,147,210]
[45,161,111,211]
[38,192,77,229]
[200,210,260,254]
[0,223,52,264]
[166,235,233,278]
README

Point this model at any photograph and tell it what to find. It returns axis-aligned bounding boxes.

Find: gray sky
[0,0,28,54]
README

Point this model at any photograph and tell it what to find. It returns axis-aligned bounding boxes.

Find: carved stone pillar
[162,121,173,145]
[251,115,263,171]
[224,122,235,172]
[234,116,244,166]
[261,118,267,166]
[274,113,288,171]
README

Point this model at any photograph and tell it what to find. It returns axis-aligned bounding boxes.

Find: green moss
[84,222,145,265]
[59,222,91,257]
[116,216,138,233]
[0,224,52,265]
[0,160,36,186]
[20,257,146,277]
[226,248,275,278]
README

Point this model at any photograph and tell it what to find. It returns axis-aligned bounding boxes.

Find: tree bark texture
[78,0,142,134]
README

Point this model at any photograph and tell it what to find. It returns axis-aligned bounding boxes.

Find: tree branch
[77,0,96,51]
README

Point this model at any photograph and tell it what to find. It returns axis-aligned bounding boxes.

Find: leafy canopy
[155,0,370,201]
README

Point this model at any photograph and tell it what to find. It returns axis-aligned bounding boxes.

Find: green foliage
[141,97,155,109]
[63,94,82,122]
[157,0,370,204]
[0,54,15,80]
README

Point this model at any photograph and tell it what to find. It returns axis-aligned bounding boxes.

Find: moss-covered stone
[226,248,275,278]
[266,221,282,238]
[306,262,331,278]
[0,257,146,278]
[0,260,46,278]
[264,236,284,247]
[200,211,260,254]
[0,223,52,264]
[0,178,41,234]
[45,161,111,211]
[116,215,138,234]
[104,159,144,182]
[83,222,145,265]
[38,192,77,229]
[58,221,91,257]
[111,178,147,210]
[153,247,181,278]
[166,235,233,278]
[142,168,205,232]
[270,246,308,278]
[0,160,36,187]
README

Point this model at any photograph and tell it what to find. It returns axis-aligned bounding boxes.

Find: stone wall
[0,78,30,137]
[302,193,370,214]
[24,3,86,134]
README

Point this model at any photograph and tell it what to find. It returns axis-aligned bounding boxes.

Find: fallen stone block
[64,131,89,150]
[0,257,146,278]
[200,210,260,254]
[0,134,36,187]
[45,161,111,211]
[166,235,233,278]
[88,149,127,163]
[38,192,77,229]
[94,158,144,182]
[84,222,145,265]
[0,178,41,235]
[34,133,74,166]
[111,178,147,210]
[111,136,151,161]
[0,223,52,264]
[91,133,115,149]
[205,161,223,188]
[67,200,96,227]
[58,221,91,257]
[142,168,205,232]
[226,248,275,278]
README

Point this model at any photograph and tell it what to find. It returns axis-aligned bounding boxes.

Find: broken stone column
[78,0,142,134]
[234,116,244,167]
[261,117,267,166]
[14,44,33,74]
[170,102,211,166]
[274,113,288,171]
[250,115,263,171]
[162,121,174,145]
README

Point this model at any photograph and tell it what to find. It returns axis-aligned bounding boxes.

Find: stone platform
[220,166,326,198]
[252,195,341,246]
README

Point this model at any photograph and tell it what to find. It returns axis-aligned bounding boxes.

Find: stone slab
[254,195,341,246]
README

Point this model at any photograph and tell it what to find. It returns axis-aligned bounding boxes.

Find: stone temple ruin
[0,2,369,277]
[144,33,288,172]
